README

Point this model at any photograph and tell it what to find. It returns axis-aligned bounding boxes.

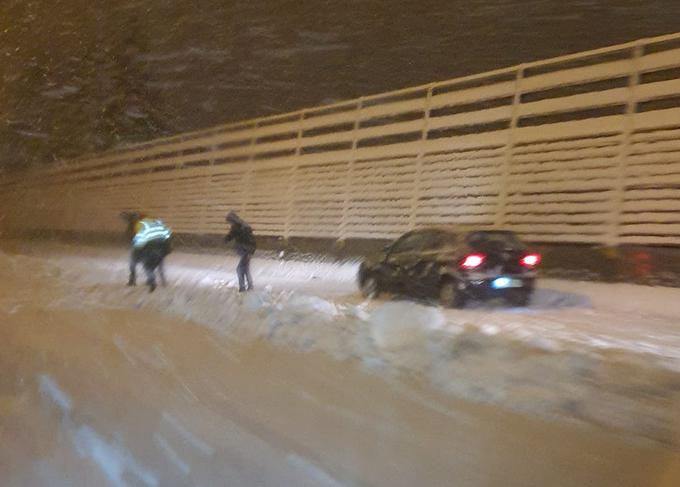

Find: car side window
[422,231,456,250]
[389,233,426,255]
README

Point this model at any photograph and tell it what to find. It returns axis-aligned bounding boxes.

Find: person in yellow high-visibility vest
[120,211,172,292]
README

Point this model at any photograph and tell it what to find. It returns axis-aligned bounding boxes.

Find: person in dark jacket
[225,210,256,292]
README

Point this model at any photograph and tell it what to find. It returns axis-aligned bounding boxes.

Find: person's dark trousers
[128,247,141,286]
[142,259,157,291]
[237,253,253,292]
[157,259,167,287]
[141,241,169,292]
[128,243,168,288]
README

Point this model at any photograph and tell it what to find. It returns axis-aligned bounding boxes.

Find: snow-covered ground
[3,238,680,486]
[3,240,680,447]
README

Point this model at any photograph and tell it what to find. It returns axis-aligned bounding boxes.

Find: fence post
[284,111,305,240]
[409,84,434,230]
[241,120,258,218]
[339,98,364,241]
[198,168,211,234]
[204,141,219,233]
[496,66,524,229]
[607,43,642,247]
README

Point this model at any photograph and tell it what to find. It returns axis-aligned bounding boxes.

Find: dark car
[357,227,541,307]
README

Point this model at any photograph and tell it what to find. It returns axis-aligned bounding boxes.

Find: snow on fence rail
[2,32,680,245]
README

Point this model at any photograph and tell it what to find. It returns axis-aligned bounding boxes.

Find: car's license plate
[492,276,523,289]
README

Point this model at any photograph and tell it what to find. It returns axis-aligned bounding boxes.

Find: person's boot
[148,279,156,293]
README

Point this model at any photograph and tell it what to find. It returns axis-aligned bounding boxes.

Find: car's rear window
[423,230,457,250]
[466,231,521,246]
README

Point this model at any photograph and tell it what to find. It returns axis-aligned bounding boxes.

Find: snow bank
[369,302,445,351]
[426,326,680,443]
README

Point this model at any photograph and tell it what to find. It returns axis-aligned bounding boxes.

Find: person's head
[226,210,240,225]
[120,211,142,224]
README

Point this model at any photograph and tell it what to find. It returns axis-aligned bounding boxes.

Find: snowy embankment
[3,242,680,447]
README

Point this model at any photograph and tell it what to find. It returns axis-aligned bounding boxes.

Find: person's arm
[224,227,235,243]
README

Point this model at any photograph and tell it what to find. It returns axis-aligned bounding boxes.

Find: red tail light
[520,253,541,268]
[460,253,486,269]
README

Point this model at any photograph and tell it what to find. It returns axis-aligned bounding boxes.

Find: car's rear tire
[359,273,380,299]
[439,279,465,309]
[507,289,531,307]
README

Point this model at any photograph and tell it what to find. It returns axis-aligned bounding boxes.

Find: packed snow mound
[369,302,444,351]
[283,293,339,317]
[364,302,446,372]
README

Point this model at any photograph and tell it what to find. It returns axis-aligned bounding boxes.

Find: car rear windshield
[466,231,521,247]
[424,230,458,250]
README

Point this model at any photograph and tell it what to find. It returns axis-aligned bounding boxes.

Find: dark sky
[1,0,679,168]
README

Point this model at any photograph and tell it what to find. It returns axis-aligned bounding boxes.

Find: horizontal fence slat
[634,78,680,102]
[521,59,633,93]
[633,107,680,131]
[427,106,512,130]
[514,115,626,143]
[639,47,680,73]
[429,81,516,108]
[516,88,628,118]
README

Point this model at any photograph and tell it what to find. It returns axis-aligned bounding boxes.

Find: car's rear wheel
[439,279,465,308]
[359,273,380,299]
